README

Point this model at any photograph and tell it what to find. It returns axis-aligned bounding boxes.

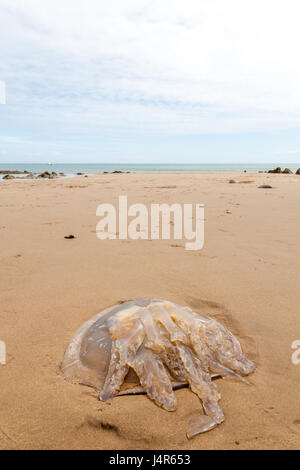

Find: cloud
[0,0,300,161]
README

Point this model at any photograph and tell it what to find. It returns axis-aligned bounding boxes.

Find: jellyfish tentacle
[208,359,249,383]
[196,319,255,376]
[128,346,177,411]
[148,306,206,384]
[150,304,189,344]
[213,356,252,382]
[189,325,212,369]
[99,320,145,401]
[202,402,224,423]
[187,414,218,438]
[140,309,188,382]
[99,339,129,401]
[149,304,240,399]
[177,311,255,378]
[163,303,197,337]
[188,325,249,383]
[175,343,224,424]
[139,308,166,354]
[159,338,188,382]
[141,316,188,382]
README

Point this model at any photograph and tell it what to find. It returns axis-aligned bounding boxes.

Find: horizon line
[1,162,300,166]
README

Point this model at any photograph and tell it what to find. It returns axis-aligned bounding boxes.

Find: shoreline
[0,163,299,181]
[1,170,300,180]
[0,163,300,180]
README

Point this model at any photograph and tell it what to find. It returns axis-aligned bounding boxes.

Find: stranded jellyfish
[61,299,255,438]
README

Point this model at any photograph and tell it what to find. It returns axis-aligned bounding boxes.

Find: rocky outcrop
[0,169,66,180]
[3,174,15,180]
[38,171,58,179]
[268,167,282,173]
[0,170,27,175]
[268,167,299,174]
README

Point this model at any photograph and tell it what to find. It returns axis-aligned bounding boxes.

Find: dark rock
[268,167,282,173]
[3,174,15,179]
[76,172,84,175]
[296,168,300,175]
[38,171,57,179]
[38,171,50,178]
[59,172,65,176]
[112,171,123,174]
[0,170,25,175]
[64,235,76,239]
[229,179,236,184]
[258,184,273,189]
[282,168,293,174]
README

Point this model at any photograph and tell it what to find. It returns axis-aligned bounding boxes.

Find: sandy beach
[0,171,300,450]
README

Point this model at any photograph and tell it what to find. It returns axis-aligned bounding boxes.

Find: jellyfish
[61,299,255,438]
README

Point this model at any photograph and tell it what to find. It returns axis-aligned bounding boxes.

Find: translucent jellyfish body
[61,299,255,438]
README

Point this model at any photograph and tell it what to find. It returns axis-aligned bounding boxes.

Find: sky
[1,0,300,164]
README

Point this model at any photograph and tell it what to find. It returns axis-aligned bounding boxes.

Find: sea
[0,162,299,179]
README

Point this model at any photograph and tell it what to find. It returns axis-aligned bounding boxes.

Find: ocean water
[0,162,299,177]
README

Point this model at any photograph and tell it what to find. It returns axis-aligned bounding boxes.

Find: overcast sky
[1,0,300,163]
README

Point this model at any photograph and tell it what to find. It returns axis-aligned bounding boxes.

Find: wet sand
[0,171,300,449]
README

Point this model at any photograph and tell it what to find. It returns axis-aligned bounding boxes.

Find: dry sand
[0,171,299,450]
